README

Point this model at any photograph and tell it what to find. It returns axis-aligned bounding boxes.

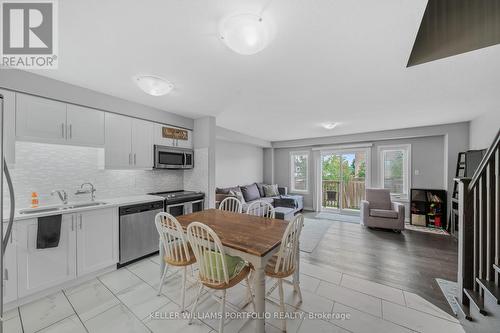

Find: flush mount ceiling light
[134,75,173,96]
[219,13,271,55]
[322,122,339,130]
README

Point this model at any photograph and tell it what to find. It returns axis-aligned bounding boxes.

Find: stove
[149,190,205,216]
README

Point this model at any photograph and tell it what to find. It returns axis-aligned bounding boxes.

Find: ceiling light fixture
[134,75,173,96]
[322,122,339,130]
[219,13,271,55]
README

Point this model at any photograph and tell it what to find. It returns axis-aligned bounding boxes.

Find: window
[290,151,309,193]
[379,145,410,198]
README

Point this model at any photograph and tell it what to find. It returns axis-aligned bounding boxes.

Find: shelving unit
[410,188,447,229]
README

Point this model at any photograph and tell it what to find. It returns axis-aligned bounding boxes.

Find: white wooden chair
[246,200,276,218]
[219,196,243,213]
[187,222,254,333]
[155,212,196,312]
[265,214,304,332]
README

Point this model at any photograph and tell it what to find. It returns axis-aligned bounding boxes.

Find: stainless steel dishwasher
[118,201,164,267]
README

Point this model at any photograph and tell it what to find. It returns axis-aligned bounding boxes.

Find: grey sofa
[215,183,304,216]
[361,188,405,231]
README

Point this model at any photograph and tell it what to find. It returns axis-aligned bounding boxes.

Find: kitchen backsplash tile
[3,142,183,209]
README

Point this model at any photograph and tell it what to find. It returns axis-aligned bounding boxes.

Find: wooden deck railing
[456,129,499,321]
[322,179,365,209]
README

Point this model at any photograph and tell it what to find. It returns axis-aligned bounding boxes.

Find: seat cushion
[203,251,247,282]
[370,209,398,219]
[240,183,261,202]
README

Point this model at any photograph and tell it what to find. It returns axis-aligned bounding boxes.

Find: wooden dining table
[158,209,299,333]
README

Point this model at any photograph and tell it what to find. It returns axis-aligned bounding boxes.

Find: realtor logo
[1,0,58,68]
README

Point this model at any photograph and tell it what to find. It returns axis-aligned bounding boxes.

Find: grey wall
[0,69,193,129]
[215,140,264,187]
[263,148,274,184]
[469,110,500,150]
[270,122,468,214]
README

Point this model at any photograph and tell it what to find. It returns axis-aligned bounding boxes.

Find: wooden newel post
[456,177,473,304]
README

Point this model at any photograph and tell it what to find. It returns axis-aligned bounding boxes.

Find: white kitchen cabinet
[3,223,17,304]
[16,93,67,144]
[105,113,153,169]
[153,123,193,149]
[75,208,117,276]
[105,113,133,169]
[131,119,153,168]
[17,215,77,298]
[16,93,105,147]
[66,104,105,146]
[0,89,16,164]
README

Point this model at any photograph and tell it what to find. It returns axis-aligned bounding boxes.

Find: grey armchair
[361,188,405,232]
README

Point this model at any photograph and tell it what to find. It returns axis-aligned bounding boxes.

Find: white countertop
[2,194,165,223]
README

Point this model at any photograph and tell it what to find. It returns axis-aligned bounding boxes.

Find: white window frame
[378,144,411,199]
[290,151,310,193]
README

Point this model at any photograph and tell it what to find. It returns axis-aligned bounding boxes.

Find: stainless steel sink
[66,201,107,209]
[19,201,108,214]
[18,207,62,214]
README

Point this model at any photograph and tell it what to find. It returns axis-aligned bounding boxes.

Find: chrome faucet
[51,189,68,205]
[75,182,96,201]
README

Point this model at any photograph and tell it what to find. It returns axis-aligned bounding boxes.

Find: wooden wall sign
[162,127,188,140]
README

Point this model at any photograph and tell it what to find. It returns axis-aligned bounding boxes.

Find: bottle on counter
[31,192,39,208]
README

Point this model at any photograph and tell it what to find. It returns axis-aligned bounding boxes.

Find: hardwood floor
[302,212,458,315]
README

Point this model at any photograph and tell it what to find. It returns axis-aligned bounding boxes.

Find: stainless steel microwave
[153,145,194,169]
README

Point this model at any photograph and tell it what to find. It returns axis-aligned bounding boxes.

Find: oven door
[154,146,185,169]
[166,203,188,217]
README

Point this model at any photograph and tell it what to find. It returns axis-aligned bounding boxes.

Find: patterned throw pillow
[229,190,246,203]
[263,184,279,197]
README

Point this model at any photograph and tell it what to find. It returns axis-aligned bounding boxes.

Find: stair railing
[456,129,499,310]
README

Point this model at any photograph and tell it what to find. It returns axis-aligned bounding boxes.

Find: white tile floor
[4,256,466,333]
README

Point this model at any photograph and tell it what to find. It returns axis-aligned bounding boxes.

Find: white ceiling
[33,0,500,141]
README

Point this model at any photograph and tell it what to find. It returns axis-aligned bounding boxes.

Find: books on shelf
[426,192,442,203]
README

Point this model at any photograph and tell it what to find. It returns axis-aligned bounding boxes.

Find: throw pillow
[256,183,266,197]
[203,251,247,282]
[263,184,279,197]
[240,183,260,202]
[229,190,246,203]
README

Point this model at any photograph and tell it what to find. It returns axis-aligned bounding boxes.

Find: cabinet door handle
[69,124,72,139]
[4,268,8,281]
[61,123,65,138]
[71,215,74,231]
[129,152,132,165]
[79,214,82,229]
[134,153,137,165]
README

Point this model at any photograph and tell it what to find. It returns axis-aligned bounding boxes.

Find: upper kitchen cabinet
[66,104,105,146]
[16,93,105,147]
[0,89,16,164]
[105,113,153,169]
[154,123,193,149]
[131,118,153,169]
[16,93,67,143]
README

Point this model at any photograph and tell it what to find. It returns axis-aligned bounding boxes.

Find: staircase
[455,130,500,332]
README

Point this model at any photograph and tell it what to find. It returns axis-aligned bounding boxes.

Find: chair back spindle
[155,212,191,264]
[187,222,230,284]
[219,197,243,213]
[274,214,304,274]
[246,200,275,218]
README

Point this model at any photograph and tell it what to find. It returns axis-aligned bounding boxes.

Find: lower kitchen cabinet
[75,208,118,276]
[16,207,118,299]
[3,223,18,304]
[17,215,77,298]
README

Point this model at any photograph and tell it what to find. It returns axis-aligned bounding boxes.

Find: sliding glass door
[321,149,369,214]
